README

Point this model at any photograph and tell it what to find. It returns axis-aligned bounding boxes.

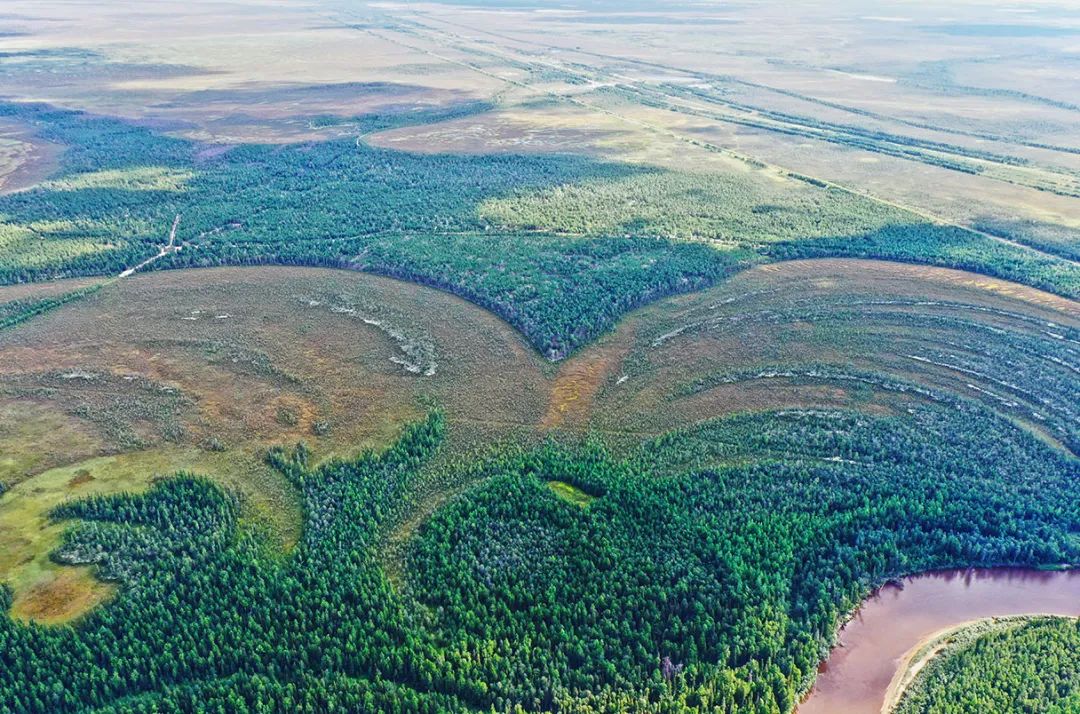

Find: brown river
[798,568,1080,714]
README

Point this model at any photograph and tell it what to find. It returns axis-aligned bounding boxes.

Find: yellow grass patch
[0,447,297,623]
[546,480,595,507]
[40,166,194,192]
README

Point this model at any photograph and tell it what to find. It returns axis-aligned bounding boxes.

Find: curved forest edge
[0,101,1077,360]
[1,252,1077,629]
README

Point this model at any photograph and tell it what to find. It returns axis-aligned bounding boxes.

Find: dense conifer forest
[1,403,1076,713]
[1,103,1076,358]
[894,617,1080,714]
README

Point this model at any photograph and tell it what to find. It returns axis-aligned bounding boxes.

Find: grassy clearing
[0,266,551,623]
[0,446,297,623]
[0,400,104,489]
[546,480,596,507]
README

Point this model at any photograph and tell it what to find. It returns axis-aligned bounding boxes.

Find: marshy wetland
[0,0,1078,711]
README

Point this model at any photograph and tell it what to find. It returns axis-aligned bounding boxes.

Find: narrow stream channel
[798,568,1080,714]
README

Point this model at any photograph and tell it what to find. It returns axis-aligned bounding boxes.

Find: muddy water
[799,568,1080,714]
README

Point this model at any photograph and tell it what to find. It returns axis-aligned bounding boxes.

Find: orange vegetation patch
[67,469,94,488]
[542,327,634,431]
[10,569,116,626]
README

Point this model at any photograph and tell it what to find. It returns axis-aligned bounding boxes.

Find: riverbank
[888,615,1080,713]
[799,568,1080,714]
[882,616,1039,711]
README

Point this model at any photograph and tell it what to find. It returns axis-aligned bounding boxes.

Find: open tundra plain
[0,1,1077,712]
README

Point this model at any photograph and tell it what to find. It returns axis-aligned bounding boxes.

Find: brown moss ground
[587,259,1078,441]
[1,259,1076,623]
